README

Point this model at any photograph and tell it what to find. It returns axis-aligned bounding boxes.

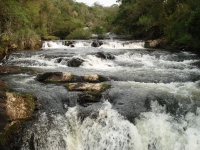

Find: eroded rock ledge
[0,79,37,147]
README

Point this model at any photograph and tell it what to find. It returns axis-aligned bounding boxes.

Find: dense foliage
[0,0,200,56]
[115,0,200,49]
[0,0,118,54]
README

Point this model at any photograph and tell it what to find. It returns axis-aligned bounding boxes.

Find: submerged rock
[95,51,115,60]
[67,58,84,67]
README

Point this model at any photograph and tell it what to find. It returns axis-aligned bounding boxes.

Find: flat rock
[65,83,111,93]
[6,93,36,121]
[36,72,76,82]
[0,66,21,74]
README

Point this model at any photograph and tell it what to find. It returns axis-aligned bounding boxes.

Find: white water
[42,40,145,49]
[3,40,200,149]
[21,101,200,150]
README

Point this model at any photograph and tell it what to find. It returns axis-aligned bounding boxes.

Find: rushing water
[1,40,200,150]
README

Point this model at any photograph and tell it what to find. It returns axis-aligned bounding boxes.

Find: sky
[75,0,118,7]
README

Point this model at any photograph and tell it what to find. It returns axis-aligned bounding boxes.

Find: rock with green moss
[6,92,36,121]
[0,91,37,147]
[65,82,111,93]
[36,72,81,83]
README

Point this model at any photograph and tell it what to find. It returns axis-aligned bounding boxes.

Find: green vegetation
[0,0,200,55]
[0,0,118,55]
[115,0,200,50]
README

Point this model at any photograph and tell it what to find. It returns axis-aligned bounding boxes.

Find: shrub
[66,28,92,40]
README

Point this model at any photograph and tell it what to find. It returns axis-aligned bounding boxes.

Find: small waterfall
[42,40,145,49]
[20,101,200,150]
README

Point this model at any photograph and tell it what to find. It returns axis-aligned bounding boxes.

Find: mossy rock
[0,121,21,147]
[0,92,37,148]
[65,83,111,93]
[6,92,37,121]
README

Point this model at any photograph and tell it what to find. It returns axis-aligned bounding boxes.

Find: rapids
[1,40,200,150]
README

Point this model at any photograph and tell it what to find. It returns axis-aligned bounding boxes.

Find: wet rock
[95,51,115,60]
[0,90,8,132]
[77,92,102,106]
[67,58,84,67]
[0,80,9,92]
[6,93,37,121]
[91,40,100,47]
[0,80,9,131]
[65,41,74,46]
[82,74,110,83]
[54,58,62,63]
[0,66,22,74]
[91,40,103,47]
[36,72,75,82]
[65,83,111,93]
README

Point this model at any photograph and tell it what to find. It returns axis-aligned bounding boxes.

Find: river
[1,40,200,150]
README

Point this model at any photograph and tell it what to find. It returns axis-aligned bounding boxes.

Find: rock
[0,90,8,132]
[36,72,76,82]
[0,66,22,74]
[54,58,62,63]
[91,40,103,47]
[6,93,36,121]
[95,51,115,60]
[77,92,102,106]
[65,41,74,46]
[67,58,84,67]
[91,40,100,47]
[65,83,111,93]
[0,80,9,92]
[82,74,110,83]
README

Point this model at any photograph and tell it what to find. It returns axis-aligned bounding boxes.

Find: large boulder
[67,58,84,67]
[95,51,115,60]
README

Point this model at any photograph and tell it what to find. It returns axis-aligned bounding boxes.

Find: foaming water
[20,101,200,150]
[2,40,200,149]
[42,40,145,49]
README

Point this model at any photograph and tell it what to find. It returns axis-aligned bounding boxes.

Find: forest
[0,0,200,59]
